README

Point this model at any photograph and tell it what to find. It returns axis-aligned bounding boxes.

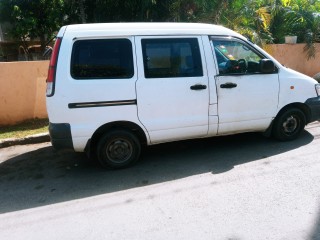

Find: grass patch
[0,118,49,140]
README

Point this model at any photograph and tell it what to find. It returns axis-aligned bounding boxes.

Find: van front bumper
[49,123,74,150]
[305,97,320,123]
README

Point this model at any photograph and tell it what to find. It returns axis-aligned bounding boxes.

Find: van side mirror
[260,59,275,73]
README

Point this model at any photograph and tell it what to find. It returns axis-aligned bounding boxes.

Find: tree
[257,0,320,58]
[64,0,160,23]
[193,0,230,24]
[217,0,320,58]
[283,0,320,58]
[0,0,65,58]
[221,0,273,45]
[1,0,320,60]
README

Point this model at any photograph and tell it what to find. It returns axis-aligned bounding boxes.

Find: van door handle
[190,84,207,90]
[220,82,237,89]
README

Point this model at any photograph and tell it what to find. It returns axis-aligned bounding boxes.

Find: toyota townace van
[46,23,320,169]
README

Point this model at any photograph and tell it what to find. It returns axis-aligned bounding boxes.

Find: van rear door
[135,36,209,144]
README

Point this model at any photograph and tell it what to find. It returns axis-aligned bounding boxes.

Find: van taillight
[46,37,62,97]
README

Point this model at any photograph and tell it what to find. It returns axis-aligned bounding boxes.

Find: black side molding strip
[68,99,137,109]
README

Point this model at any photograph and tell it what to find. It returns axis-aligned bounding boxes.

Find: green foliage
[221,1,274,45]
[287,5,320,58]
[267,0,320,58]
[1,0,320,59]
[64,0,168,23]
[0,0,65,52]
[202,0,320,57]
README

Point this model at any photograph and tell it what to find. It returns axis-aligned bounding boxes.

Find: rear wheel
[97,129,141,169]
[272,108,306,141]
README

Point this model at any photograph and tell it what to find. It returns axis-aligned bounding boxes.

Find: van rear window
[142,38,203,78]
[71,39,134,79]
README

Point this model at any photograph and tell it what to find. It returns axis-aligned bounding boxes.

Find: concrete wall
[0,43,319,126]
[265,43,320,77]
[0,61,49,126]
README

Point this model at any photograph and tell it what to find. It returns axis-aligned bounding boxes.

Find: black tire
[97,129,141,169]
[272,108,306,141]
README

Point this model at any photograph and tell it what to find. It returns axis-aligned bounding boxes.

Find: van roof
[60,22,244,39]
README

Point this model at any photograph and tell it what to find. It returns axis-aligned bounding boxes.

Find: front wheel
[272,108,306,141]
[97,129,141,169]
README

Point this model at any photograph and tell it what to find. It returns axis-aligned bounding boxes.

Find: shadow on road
[0,130,314,214]
[310,203,320,240]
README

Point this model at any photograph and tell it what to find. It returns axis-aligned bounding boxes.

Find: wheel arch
[276,102,311,123]
[264,102,311,137]
[86,121,149,155]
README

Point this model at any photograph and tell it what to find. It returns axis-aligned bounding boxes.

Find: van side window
[71,39,134,79]
[142,38,203,78]
[212,39,272,75]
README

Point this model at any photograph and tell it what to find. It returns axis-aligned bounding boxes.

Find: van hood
[280,66,318,84]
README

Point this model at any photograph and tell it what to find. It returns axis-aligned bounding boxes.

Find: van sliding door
[135,36,209,144]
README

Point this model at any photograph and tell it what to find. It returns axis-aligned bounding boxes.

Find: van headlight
[316,84,320,96]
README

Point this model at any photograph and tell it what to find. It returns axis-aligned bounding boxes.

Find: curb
[0,133,50,149]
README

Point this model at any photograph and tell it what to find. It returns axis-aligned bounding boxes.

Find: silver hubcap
[106,139,132,163]
[282,116,298,134]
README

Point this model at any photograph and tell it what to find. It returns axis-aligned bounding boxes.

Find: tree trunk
[79,0,86,23]
[39,34,47,60]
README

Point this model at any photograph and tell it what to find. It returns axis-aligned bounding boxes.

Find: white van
[46,23,320,169]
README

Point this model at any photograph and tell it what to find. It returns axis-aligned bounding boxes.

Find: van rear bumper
[49,123,74,150]
[305,97,320,123]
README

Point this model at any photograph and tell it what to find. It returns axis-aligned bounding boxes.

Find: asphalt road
[0,122,320,240]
